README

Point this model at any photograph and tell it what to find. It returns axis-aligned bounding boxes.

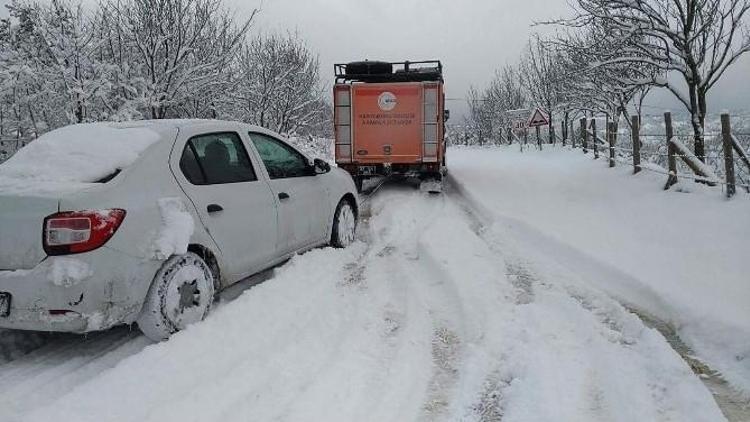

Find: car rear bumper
[0,247,158,333]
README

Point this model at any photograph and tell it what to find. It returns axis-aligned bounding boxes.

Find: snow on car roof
[0,122,164,197]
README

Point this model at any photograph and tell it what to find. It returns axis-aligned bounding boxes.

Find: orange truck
[333,60,448,193]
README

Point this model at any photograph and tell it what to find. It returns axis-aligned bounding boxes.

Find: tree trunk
[687,78,705,163]
[75,92,84,124]
[696,89,709,163]
[547,104,554,144]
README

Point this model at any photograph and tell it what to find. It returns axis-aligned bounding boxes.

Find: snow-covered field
[449,146,750,399]
[0,146,747,421]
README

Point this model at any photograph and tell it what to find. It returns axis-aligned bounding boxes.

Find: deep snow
[448,146,750,399]
[152,197,195,260]
[0,184,728,422]
[0,123,161,196]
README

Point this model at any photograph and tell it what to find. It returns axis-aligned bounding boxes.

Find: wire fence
[564,117,750,196]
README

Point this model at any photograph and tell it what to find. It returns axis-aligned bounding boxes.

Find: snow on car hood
[0,123,161,196]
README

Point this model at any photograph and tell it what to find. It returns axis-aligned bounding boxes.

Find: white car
[0,120,358,341]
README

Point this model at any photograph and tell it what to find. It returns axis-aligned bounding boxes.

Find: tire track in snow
[444,176,727,421]
[364,188,466,422]
[630,308,750,422]
[0,180,736,422]
[448,173,749,421]
[0,327,148,421]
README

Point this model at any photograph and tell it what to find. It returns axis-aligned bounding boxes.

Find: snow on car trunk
[0,122,162,197]
[0,123,163,270]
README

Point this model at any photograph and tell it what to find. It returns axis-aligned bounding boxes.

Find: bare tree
[553,23,659,132]
[35,0,115,123]
[104,0,255,119]
[230,32,327,135]
[552,0,750,161]
[521,35,563,143]
[464,86,493,145]
[1,0,330,141]
[485,65,527,137]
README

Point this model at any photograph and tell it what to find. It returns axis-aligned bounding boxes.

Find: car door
[247,132,329,254]
[172,130,279,279]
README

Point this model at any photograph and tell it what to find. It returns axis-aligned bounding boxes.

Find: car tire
[331,199,357,248]
[137,252,215,342]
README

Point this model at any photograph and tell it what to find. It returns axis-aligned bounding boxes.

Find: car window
[248,133,311,179]
[179,132,257,185]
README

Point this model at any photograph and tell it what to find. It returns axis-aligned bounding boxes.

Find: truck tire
[346,61,392,76]
[137,252,215,342]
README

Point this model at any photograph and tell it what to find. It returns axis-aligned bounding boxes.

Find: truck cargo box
[333,60,447,192]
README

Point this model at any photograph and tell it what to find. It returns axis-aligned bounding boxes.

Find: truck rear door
[350,82,423,164]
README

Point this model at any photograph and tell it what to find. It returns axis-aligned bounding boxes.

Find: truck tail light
[334,85,353,163]
[423,84,439,163]
[43,209,126,256]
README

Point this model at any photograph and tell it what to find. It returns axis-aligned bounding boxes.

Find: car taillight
[43,209,126,256]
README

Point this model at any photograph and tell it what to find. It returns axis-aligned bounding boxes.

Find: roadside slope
[448,146,750,398]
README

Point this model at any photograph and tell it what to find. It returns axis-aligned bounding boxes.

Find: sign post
[507,108,530,151]
[527,108,550,151]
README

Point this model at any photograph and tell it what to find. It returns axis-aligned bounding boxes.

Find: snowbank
[152,198,195,260]
[0,123,161,196]
[449,146,750,397]
[46,258,93,287]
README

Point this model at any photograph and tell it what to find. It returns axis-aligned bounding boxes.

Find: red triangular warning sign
[527,108,549,127]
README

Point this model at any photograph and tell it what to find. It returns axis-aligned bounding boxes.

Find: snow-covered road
[0,179,730,421]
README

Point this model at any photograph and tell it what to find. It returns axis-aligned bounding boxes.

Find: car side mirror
[313,158,331,175]
[444,109,451,121]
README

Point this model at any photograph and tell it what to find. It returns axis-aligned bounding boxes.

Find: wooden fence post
[524,128,528,148]
[592,119,599,159]
[581,117,588,153]
[536,125,542,150]
[507,127,512,145]
[721,113,736,198]
[632,116,641,174]
[664,112,678,190]
[550,125,556,145]
[571,120,576,148]
[608,122,616,168]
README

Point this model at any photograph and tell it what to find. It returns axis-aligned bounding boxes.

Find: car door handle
[207,204,224,213]
[278,192,290,200]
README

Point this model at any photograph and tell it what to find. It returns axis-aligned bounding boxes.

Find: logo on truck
[378,92,397,111]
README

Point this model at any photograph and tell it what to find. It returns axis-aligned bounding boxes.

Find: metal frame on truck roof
[335,60,443,84]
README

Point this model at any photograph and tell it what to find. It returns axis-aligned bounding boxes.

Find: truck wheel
[137,252,215,342]
[346,61,392,75]
[331,199,357,248]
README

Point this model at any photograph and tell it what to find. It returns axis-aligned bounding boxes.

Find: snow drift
[0,122,161,196]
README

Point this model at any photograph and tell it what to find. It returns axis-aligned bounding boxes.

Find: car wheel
[331,199,357,248]
[137,252,215,342]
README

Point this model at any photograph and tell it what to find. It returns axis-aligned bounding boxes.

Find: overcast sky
[245,0,750,116]
[3,0,749,116]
